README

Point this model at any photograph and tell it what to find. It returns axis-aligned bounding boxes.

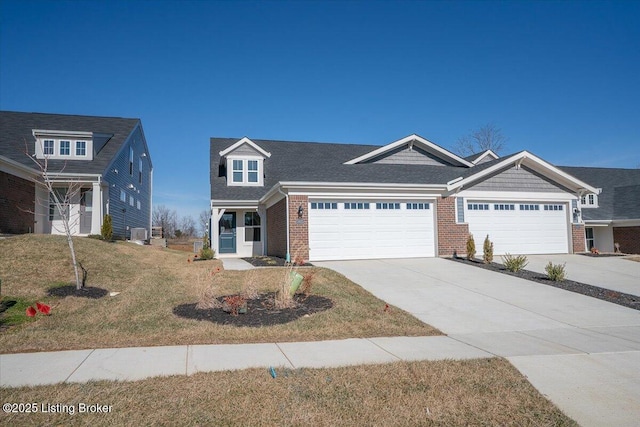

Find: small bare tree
[198,209,211,236]
[152,205,178,238]
[453,123,508,156]
[25,143,84,289]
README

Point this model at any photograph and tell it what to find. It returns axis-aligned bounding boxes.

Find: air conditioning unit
[130,228,147,241]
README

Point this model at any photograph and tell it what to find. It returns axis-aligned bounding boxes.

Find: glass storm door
[219,212,236,253]
[79,188,93,234]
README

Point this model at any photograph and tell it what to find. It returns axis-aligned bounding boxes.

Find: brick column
[572,224,586,253]
[436,196,469,257]
[288,195,309,261]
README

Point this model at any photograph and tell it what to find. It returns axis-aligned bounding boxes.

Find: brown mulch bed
[173,293,333,327]
[242,256,313,267]
[47,285,109,299]
[449,257,640,311]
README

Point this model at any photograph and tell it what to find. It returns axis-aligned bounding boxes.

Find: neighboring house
[558,167,640,255]
[0,111,153,239]
[210,134,606,261]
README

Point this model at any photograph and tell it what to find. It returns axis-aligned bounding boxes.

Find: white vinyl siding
[308,199,435,261]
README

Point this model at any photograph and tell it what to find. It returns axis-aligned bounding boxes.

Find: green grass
[0,297,39,328]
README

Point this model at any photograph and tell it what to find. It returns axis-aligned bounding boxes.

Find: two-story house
[0,111,153,239]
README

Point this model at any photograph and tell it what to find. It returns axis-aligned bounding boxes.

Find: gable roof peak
[344,134,474,167]
[218,136,271,158]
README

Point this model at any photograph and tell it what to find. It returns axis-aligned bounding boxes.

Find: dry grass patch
[625,255,640,262]
[0,235,438,353]
[0,358,576,426]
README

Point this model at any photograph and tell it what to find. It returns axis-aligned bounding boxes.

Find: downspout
[277,187,290,262]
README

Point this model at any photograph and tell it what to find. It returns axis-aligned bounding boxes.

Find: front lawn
[1,359,577,426]
[0,235,439,353]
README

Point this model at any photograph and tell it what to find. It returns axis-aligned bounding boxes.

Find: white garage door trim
[308,199,436,261]
[465,201,570,255]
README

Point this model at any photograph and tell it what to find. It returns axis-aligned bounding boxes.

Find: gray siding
[367,146,452,166]
[456,197,465,222]
[468,165,571,193]
[228,143,262,157]
[103,125,152,238]
[475,155,494,165]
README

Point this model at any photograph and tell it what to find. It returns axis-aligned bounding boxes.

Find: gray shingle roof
[210,138,468,200]
[0,111,140,175]
[559,166,640,221]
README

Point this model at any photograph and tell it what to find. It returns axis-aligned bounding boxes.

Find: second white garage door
[465,201,570,255]
[308,200,435,261]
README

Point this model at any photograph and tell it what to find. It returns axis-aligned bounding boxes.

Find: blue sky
[1,0,639,220]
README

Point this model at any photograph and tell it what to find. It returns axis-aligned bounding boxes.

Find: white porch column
[211,208,219,256]
[90,181,102,234]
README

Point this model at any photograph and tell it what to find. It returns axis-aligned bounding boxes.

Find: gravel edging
[448,257,640,311]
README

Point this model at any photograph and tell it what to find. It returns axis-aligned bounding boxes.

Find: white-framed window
[137,200,141,210]
[226,157,264,186]
[247,160,258,183]
[376,202,401,210]
[43,140,54,155]
[75,141,86,156]
[519,204,540,211]
[139,158,143,184]
[310,202,337,210]
[580,194,598,208]
[232,160,243,183]
[244,212,261,242]
[129,195,134,206]
[494,204,515,211]
[407,202,430,210]
[120,189,126,202]
[543,204,564,211]
[585,227,594,250]
[59,140,70,156]
[129,147,134,175]
[467,203,489,211]
[344,202,370,210]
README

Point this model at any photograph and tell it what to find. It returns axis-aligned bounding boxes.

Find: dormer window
[33,129,93,160]
[232,160,243,182]
[44,140,54,155]
[76,141,86,156]
[228,158,263,185]
[219,137,271,187]
[248,160,258,183]
[580,193,598,208]
[60,140,70,156]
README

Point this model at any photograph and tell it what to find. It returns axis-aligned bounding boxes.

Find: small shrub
[222,295,247,316]
[101,214,113,241]
[483,235,494,264]
[199,247,215,260]
[299,271,316,299]
[466,234,476,260]
[502,253,528,272]
[545,262,566,282]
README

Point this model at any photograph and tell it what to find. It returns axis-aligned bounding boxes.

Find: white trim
[32,129,92,139]
[471,149,499,164]
[612,219,640,227]
[456,189,577,202]
[225,156,264,187]
[447,151,600,194]
[344,134,474,167]
[219,137,271,158]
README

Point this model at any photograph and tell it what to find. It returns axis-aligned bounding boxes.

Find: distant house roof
[0,111,141,175]
[559,166,640,221]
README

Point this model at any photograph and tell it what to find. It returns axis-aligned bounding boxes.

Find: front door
[219,212,236,254]
[79,188,93,234]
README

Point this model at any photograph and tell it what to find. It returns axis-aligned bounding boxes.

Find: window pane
[248,160,258,171]
[248,171,258,182]
[233,160,243,170]
[233,171,243,182]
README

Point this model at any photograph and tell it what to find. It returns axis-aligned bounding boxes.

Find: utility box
[193,240,204,254]
[130,228,148,241]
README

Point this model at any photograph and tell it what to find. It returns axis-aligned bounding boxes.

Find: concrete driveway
[315,258,640,427]
[520,254,640,297]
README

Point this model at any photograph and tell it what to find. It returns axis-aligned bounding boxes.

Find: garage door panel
[466,201,569,255]
[309,200,435,261]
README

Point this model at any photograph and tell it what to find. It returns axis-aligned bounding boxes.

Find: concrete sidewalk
[316,258,640,427]
[0,336,491,387]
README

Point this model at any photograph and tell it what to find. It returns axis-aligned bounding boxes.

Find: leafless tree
[198,209,211,235]
[152,205,178,238]
[453,123,508,157]
[179,215,197,238]
[25,143,84,289]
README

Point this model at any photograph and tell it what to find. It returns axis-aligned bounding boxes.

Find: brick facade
[288,195,309,261]
[571,224,586,253]
[0,171,35,234]
[266,198,287,258]
[436,196,469,257]
[613,226,640,254]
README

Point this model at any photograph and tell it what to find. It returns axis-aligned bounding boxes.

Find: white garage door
[465,201,569,255]
[308,200,435,261]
